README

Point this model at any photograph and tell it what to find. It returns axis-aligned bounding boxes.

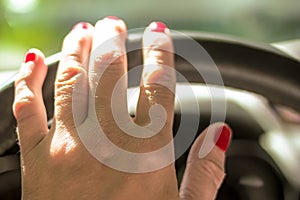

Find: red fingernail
[24,52,36,63]
[150,22,167,33]
[105,16,120,20]
[215,125,231,152]
[72,22,90,30]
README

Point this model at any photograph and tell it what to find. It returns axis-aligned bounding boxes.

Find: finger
[55,22,93,126]
[179,123,232,200]
[135,22,175,133]
[13,49,48,155]
[90,17,127,120]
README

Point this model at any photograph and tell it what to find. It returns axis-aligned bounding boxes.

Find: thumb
[179,122,232,200]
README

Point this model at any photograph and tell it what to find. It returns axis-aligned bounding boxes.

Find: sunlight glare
[6,0,38,13]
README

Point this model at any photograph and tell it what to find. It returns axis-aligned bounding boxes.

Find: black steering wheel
[0,32,299,199]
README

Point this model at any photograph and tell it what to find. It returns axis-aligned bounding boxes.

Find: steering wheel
[0,31,299,200]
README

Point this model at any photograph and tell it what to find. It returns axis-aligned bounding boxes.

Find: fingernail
[24,52,36,63]
[105,16,120,20]
[215,125,231,152]
[72,22,90,30]
[150,22,167,33]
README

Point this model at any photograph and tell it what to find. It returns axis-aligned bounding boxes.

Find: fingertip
[23,48,46,68]
[195,122,231,160]
[144,21,171,45]
[24,52,36,63]
[215,124,232,152]
[180,123,231,200]
[93,16,127,46]
[25,48,46,60]
[70,22,94,40]
[92,16,127,54]
[91,16,128,74]
[17,49,46,82]
[147,21,170,34]
[104,15,120,20]
[143,21,173,61]
[16,49,48,89]
[72,22,93,30]
[96,16,127,33]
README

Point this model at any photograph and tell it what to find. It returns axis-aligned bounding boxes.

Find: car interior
[0,0,300,199]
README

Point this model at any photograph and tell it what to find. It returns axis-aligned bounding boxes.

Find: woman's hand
[13,17,231,200]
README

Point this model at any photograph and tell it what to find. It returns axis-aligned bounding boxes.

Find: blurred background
[0,0,300,71]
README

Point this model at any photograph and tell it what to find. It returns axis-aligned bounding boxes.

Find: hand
[13,17,232,200]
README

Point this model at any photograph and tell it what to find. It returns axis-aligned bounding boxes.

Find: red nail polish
[105,16,120,20]
[215,125,231,152]
[72,22,89,30]
[25,52,36,63]
[150,22,167,33]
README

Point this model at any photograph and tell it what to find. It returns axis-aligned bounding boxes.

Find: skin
[13,18,231,200]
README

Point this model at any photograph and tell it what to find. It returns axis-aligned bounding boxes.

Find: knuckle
[55,68,86,106]
[94,50,125,69]
[63,53,83,64]
[139,85,175,108]
[142,64,175,88]
[14,65,34,87]
[145,45,173,62]
[54,88,73,114]
[180,188,199,200]
[196,159,225,187]
[54,103,75,128]
[55,87,73,104]
[56,65,86,84]
[14,101,36,123]
[54,68,87,123]
[13,83,35,118]
[14,95,34,111]
[54,84,77,125]
[76,33,90,48]
[146,47,164,61]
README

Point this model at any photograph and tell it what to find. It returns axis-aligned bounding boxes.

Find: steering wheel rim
[0,31,299,199]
